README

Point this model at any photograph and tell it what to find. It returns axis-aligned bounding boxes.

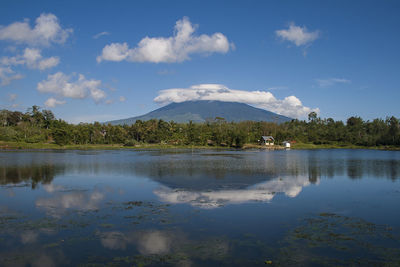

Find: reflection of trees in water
[0,164,63,189]
[344,159,400,181]
[0,151,398,190]
[46,151,400,185]
[298,154,400,182]
[131,152,400,186]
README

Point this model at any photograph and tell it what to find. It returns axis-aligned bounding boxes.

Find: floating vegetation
[43,242,60,249]
[81,253,190,267]
[276,213,400,266]
[99,223,114,228]
[123,201,143,206]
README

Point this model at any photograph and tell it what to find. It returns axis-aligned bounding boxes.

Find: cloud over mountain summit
[154,84,319,118]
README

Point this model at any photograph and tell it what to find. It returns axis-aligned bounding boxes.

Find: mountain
[107,100,292,125]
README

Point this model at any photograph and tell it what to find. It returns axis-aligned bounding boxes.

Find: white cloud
[93,31,110,39]
[0,13,67,86]
[315,78,351,88]
[23,48,60,70]
[0,66,23,86]
[90,86,107,102]
[97,17,233,63]
[37,56,59,70]
[97,42,129,62]
[0,13,72,46]
[37,72,107,104]
[0,48,60,70]
[44,97,66,108]
[154,83,319,119]
[276,23,319,47]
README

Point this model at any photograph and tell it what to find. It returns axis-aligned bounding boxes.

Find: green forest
[1,106,399,148]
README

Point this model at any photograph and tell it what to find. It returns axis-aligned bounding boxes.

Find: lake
[0,149,400,266]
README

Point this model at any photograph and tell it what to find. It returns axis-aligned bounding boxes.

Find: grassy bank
[0,141,224,150]
[291,142,400,150]
[1,141,399,151]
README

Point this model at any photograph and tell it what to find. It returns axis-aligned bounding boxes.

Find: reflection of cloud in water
[36,189,104,217]
[31,254,56,267]
[20,231,38,244]
[0,250,64,267]
[98,229,229,266]
[100,231,128,250]
[99,230,173,254]
[154,176,312,208]
[137,230,172,255]
[7,188,15,197]
[42,184,65,193]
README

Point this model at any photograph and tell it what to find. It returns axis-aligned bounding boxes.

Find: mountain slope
[107,101,292,125]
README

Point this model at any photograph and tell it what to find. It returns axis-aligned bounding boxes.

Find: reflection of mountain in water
[154,175,312,208]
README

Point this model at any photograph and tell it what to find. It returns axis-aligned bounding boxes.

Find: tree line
[0,107,399,147]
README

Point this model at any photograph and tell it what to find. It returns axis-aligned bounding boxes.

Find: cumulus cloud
[0,66,23,86]
[315,78,351,88]
[276,23,319,47]
[37,56,59,70]
[0,13,68,85]
[0,48,59,86]
[0,13,72,46]
[154,84,319,119]
[37,72,107,105]
[1,48,60,70]
[44,97,66,108]
[97,17,233,63]
[93,31,110,39]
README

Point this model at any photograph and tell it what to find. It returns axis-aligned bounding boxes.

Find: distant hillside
[107,100,292,125]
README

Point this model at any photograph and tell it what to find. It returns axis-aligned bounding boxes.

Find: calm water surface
[0,149,400,266]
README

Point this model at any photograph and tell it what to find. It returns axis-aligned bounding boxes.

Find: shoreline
[1,141,399,151]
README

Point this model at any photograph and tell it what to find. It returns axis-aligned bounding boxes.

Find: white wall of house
[283,142,291,148]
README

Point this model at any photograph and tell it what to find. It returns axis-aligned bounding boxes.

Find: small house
[282,141,291,148]
[261,136,274,146]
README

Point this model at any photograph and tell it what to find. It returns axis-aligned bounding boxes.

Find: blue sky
[0,0,399,123]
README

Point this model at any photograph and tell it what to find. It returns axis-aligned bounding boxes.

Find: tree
[42,110,55,129]
[387,116,400,145]
[308,112,318,122]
